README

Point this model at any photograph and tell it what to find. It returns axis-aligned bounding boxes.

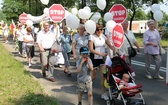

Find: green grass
[0,43,60,105]
[136,37,168,47]
[134,34,168,47]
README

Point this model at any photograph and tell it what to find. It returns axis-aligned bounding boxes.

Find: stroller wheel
[126,98,131,103]
[106,99,115,105]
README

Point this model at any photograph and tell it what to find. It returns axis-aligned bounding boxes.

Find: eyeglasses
[96,28,103,31]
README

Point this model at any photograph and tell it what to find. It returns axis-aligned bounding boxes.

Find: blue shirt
[59,34,72,53]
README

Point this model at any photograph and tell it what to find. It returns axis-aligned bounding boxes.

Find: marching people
[143,19,164,80]
[120,20,140,65]
[104,29,114,58]
[88,24,118,100]
[58,26,72,76]
[23,27,34,67]
[15,23,25,57]
[36,21,56,82]
[2,22,9,43]
[77,46,94,105]
[50,22,64,68]
[72,24,89,61]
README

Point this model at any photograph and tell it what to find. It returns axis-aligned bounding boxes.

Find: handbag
[51,40,62,53]
[124,34,137,57]
[160,47,165,55]
[128,47,137,57]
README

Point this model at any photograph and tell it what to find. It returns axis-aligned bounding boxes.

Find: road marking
[132,60,166,72]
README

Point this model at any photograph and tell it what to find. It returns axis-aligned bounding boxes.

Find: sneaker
[146,74,153,79]
[101,93,109,100]
[28,63,32,67]
[59,65,63,68]
[78,102,82,105]
[154,75,164,80]
[84,88,87,93]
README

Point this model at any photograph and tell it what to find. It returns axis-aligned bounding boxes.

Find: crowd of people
[2,19,165,105]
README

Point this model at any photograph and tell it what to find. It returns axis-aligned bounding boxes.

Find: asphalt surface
[1,36,116,105]
[1,35,168,105]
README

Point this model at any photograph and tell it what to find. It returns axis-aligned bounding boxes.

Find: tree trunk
[82,0,86,8]
[29,0,31,13]
[129,0,136,30]
[36,0,38,16]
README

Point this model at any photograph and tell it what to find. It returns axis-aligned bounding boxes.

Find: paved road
[1,36,168,105]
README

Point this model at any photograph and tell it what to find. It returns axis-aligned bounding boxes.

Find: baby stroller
[105,56,145,105]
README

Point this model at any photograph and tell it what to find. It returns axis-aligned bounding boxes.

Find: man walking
[36,21,56,82]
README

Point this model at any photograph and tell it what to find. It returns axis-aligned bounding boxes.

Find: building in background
[128,20,148,33]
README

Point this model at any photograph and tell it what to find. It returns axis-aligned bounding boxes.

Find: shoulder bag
[124,34,137,57]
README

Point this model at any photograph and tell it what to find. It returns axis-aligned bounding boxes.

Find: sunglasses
[96,28,103,31]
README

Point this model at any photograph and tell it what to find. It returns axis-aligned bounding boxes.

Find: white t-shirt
[16,29,25,41]
[36,30,56,49]
[89,34,107,59]
[24,34,34,46]
[3,24,9,36]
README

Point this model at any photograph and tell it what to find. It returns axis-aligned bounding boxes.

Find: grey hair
[147,19,154,26]
[78,24,85,29]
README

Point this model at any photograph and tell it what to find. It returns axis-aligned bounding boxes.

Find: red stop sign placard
[49,4,65,22]
[19,13,28,24]
[109,4,127,23]
[112,24,124,49]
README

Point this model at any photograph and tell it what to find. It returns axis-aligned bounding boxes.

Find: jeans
[62,50,71,68]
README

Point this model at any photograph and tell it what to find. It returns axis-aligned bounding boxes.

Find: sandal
[64,69,69,74]
[67,71,71,77]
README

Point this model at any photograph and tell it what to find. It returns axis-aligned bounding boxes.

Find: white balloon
[106,20,116,33]
[154,11,163,21]
[26,20,33,27]
[66,15,79,29]
[151,4,160,13]
[78,9,84,19]
[43,8,49,16]
[103,12,113,22]
[65,10,72,18]
[30,14,46,22]
[71,8,78,15]
[85,20,96,34]
[90,12,101,23]
[40,0,49,5]
[78,9,91,19]
[83,6,91,13]
[97,0,106,10]
[81,9,91,19]
[27,14,32,20]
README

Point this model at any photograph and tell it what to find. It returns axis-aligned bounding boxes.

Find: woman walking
[59,26,72,76]
[23,27,34,67]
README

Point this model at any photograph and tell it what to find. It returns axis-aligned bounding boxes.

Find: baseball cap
[80,46,89,54]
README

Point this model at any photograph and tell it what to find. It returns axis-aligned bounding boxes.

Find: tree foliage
[0,0,168,30]
[1,0,78,23]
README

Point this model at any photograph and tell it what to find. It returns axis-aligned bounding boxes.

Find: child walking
[76,46,94,105]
